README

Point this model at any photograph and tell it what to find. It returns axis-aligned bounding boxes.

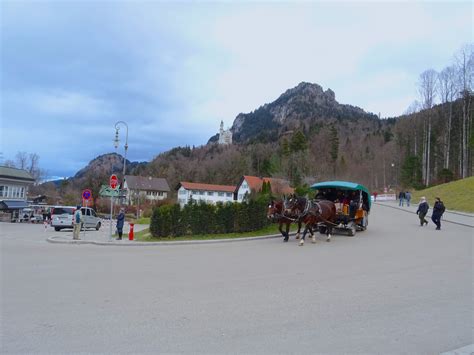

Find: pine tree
[329,125,339,175]
[290,130,308,152]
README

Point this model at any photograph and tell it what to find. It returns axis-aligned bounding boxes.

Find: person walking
[416,197,429,226]
[73,206,83,240]
[398,191,405,206]
[431,197,446,230]
[405,191,412,207]
[116,208,125,240]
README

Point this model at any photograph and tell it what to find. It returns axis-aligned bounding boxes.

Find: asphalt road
[1,203,472,354]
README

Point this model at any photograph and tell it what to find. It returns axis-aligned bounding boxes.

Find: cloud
[1,1,472,177]
[4,89,114,119]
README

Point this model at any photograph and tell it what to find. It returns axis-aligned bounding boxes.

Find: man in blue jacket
[431,197,446,230]
[116,208,125,240]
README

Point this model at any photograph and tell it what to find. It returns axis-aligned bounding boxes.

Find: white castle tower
[218,120,232,145]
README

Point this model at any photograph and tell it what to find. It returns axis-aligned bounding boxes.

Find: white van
[51,206,101,231]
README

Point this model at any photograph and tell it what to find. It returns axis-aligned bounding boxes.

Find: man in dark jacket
[116,208,125,240]
[416,197,429,226]
[431,197,446,230]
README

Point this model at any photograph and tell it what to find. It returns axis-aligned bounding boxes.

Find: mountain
[74,153,147,179]
[227,82,379,143]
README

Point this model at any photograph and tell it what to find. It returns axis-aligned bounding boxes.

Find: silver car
[51,206,101,231]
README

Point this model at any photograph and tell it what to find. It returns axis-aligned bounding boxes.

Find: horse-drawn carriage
[310,180,371,236]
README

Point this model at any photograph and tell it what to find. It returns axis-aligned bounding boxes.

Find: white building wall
[0,178,29,201]
[236,179,251,202]
[177,186,234,207]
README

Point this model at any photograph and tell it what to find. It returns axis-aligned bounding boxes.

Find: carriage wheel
[358,212,368,231]
[348,222,356,237]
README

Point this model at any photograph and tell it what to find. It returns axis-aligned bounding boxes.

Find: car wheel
[54,227,61,232]
[96,222,101,231]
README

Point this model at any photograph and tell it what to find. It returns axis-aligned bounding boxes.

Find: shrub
[149,199,270,238]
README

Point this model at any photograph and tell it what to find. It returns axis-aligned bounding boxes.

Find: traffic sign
[110,174,119,189]
[82,189,92,200]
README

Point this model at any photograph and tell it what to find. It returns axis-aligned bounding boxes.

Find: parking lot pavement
[1,204,473,354]
[47,220,149,243]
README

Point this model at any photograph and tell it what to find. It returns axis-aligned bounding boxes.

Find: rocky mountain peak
[226,81,376,143]
[74,153,127,179]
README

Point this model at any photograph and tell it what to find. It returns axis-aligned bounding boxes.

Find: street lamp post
[113,121,128,178]
[114,121,128,206]
[391,163,396,188]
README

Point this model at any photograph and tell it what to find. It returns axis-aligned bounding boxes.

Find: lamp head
[114,129,119,149]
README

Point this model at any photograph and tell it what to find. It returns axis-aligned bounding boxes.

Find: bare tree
[454,44,474,178]
[405,101,421,155]
[4,159,16,168]
[15,151,28,170]
[438,65,457,169]
[418,69,438,186]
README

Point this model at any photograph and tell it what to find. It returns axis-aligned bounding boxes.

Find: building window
[146,191,151,196]
[158,192,164,196]
[179,190,187,195]
[242,182,248,189]
[20,187,25,198]
[218,192,224,197]
[207,191,214,196]
[199,191,204,195]
[226,193,233,198]
[0,186,4,197]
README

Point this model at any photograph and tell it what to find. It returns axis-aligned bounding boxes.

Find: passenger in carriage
[340,192,350,215]
[349,191,359,218]
[315,191,325,200]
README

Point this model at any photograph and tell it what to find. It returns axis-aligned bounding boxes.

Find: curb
[375,202,474,228]
[46,232,292,246]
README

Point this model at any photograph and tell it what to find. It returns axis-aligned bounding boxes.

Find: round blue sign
[82,189,92,200]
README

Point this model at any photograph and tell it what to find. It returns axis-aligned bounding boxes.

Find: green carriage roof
[310,181,371,209]
[310,181,370,195]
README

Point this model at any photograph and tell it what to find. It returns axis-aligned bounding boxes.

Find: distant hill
[73,153,146,179]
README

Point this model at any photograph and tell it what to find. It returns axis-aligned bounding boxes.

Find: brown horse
[267,199,312,242]
[286,196,337,246]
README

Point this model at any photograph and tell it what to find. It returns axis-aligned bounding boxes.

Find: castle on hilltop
[218,120,232,145]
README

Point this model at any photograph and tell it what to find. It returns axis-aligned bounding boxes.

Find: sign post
[109,175,119,241]
[82,189,92,239]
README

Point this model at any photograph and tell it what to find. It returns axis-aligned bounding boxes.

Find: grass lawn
[411,176,474,213]
[135,217,150,225]
[134,223,302,241]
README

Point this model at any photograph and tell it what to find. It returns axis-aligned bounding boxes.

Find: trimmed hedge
[150,199,269,238]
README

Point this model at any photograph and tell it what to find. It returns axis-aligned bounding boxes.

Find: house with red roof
[234,175,294,202]
[176,182,236,207]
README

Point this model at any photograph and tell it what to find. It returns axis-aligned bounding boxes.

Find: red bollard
[129,223,134,241]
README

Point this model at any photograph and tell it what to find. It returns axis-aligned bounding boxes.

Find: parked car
[51,206,101,231]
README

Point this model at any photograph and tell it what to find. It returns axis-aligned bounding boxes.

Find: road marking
[440,343,474,355]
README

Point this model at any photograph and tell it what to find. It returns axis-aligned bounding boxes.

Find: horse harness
[293,199,338,227]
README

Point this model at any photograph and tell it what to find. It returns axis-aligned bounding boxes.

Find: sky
[1,1,472,179]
